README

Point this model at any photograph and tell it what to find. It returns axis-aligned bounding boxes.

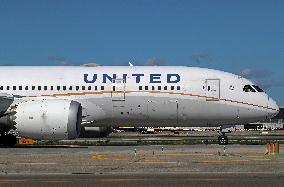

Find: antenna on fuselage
[129,61,134,67]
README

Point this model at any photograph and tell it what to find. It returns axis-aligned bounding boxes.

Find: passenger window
[101,86,104,90]
[57,86,60,91]
[7,86,10,90]
[177,86,180,91]
[145,86,148,90]
[0,86,3,90]
[69,86,72,90]
[13,86,16,90]
[152,86,155,90]
[19,86,22,90]
[171,86,175,90]
[88,86,91,90]
[25,86,28,90]
[82,86,85,90]
[95,86,98,91]
[164,86,167,90]
[76,86,80,91]
[38,86,41,90]
[32,86,35,90]
[139,86,142,90]
[243,85,256,92]
[50,86,53,91]
[44,86,47,90]
[63,86,66,90]
[158,86,161,90]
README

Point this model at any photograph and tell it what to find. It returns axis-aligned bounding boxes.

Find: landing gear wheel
[218,135,228,145]
[1,134,17,147]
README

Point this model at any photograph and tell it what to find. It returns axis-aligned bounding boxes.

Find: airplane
[0,66,279,146]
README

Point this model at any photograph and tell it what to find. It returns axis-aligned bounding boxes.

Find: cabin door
[205,79,220,101]
[111,79,125,101]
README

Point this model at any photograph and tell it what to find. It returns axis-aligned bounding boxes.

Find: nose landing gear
[217,126,231,145]
[218,132,229,145]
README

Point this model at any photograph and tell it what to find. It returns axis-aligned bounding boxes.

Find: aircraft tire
[218,135,228,145]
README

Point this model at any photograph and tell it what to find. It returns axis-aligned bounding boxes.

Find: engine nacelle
[79,126,112,138]
[1,99,82,140]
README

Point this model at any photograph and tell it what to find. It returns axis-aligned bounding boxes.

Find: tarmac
[0,173,283,187]
[0,144,283,186]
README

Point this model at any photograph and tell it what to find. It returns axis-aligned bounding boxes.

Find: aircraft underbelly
[86,95,246,127]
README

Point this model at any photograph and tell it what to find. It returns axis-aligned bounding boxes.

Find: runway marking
[92,154,108,160]
[187,178,229,181]
[137,160,178,164]
[144,159,162,162]
[96,178,147,184]
[247,156,267,158]
[198,160,228,163]
[40,180,71,183]
[0,179,28,184]
[231,160,250,162]
[251,159,271,161]
[14,162,57,165]
[97,177,227,183]
[113,156,130,161]
[199,159,250,163]
[92,154,132,161]
[0,179,72,184]
[165,153,214,156]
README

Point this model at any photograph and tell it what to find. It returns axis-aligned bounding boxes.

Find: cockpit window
[243,85,256,92]
[252,85,264,92]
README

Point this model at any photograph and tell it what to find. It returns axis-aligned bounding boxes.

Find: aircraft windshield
[252,85,264,92]
[243,85,256,92]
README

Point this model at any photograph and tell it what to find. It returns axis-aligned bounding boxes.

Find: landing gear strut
[0,134,17,147]
[218,132,228,145]
[217,126,230,145]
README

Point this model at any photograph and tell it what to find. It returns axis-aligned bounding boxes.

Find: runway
[0,173,283,187]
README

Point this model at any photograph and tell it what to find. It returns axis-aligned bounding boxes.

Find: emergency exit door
[205,79,220,101]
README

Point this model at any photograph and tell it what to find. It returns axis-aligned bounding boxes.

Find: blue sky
[0,0,283,104]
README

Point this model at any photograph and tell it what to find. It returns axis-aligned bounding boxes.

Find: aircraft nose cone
[267,97,279,118]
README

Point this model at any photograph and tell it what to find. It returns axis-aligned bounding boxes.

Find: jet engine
[0,99,82,140]
[79,126,112,138]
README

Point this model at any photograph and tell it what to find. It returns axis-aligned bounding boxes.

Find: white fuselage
[0,66,279,129]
